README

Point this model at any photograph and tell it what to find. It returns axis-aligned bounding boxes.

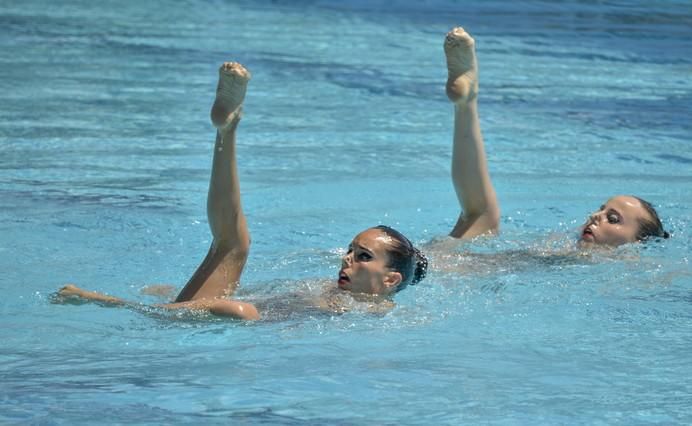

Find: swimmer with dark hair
[57,62,428,320]
[57,28,668,320]
[442,27,668,246]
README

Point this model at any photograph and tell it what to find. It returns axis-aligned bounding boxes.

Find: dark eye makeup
[357,252,373,261]
[347,242,374,262]
[606,209,621,224]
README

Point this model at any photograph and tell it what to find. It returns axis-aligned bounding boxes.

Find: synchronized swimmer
[56,27,668,320]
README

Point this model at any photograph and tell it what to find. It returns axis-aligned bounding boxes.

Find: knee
[210,299,259,320]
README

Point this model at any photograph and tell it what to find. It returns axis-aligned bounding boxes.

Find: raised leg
[445,27,500,239]
[55,63,258,320]
[175,62,252,302]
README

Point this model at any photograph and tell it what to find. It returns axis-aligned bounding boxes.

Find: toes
[219,62,251,81]
[445,27,475,47]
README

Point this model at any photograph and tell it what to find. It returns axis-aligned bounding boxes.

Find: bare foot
[444,27,478,105]
[210,62,251,132]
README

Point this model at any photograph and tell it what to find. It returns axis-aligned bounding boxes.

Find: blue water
[2,0,691,424]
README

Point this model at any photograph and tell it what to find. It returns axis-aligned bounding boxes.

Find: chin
[577,235,598,248]
[577,239,589,249]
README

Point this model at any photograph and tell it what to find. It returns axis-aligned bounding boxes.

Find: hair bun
[412,248,428,285]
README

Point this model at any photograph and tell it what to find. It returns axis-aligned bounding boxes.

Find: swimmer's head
[580,195,668,247]
[338,225,428,296]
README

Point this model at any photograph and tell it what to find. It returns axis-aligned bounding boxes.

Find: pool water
[1,0,691,423]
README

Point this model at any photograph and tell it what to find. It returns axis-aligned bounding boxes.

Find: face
[580,195,650,247]
[337,228,402,295]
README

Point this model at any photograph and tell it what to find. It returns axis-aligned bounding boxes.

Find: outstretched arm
[57,284,127,306]
[56,284,260,320]
[444,28,500,239]
[175,63,252,302]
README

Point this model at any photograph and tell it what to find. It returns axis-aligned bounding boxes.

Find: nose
[589,210,603,224]
[342,251,352,267]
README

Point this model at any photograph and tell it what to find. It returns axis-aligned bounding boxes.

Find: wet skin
[337,228,402,296]
[580,195,651,247]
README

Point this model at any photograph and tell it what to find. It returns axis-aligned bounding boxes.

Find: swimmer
[56,28,668,318]
[56,62,428,320]
[442,27,668,247]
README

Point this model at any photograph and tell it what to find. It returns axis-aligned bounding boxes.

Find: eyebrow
[352,243,374,254]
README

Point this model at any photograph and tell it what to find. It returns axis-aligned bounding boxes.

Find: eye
[607,213,620,224]
[357,252,373,261]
